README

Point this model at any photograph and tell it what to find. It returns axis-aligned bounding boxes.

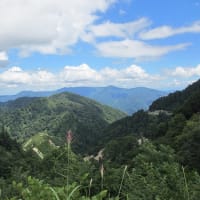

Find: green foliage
[99,110,171,149]
[176,114,200,172]
[178,91,200,118]
[149,78,200,118]
[11,176,81,200]
[124,142,200,200]
[23,132,58,157]
[164,113,186,145]
[10,176,111,200]
[0,92,125,154]
[1,80,200,199]
[40,145,92,187]
[104,136,139,167]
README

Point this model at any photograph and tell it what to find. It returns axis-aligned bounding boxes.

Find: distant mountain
[0,92,125,154]
[0,86,167,114]
[0,90,56,102]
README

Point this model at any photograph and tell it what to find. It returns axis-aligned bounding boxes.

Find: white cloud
[0,64,161,91]
[96,39,190,59]
[83,18,151,41]
[0,66,31,84]
[0,66,56,87]
[0,51,8,61]
[0,0,115,55]
[61,64,102,83]
[0,1,195,60]
[1,63,200,93]
[0,51,8,68]
[32,70,56,84]
[171,65,200,77]
[139,21,200,40]
[100,65,161,87]
[59,64,155,87]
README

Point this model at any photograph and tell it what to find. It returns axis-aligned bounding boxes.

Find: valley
[0,79,200,199]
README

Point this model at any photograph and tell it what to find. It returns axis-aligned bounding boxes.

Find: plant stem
[118,165,127,198]
[182,166,190,200]
[101,176,104,191]
[67,142,70,197]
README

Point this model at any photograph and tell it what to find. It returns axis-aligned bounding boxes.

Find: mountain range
[0,86,167,114]
[1,79,200,199]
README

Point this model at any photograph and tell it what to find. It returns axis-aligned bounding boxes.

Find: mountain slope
[103,79,200,144]
[23,132,59,158]
[75,86,167,114]
[99,79,200,172]
[0,92,125,154]
[149,79,200,116]
[0,86,167,114]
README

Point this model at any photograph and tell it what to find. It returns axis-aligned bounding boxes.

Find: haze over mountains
[0,86,167,114]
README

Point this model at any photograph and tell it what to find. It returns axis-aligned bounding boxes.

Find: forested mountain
[100,78,200,173]
[61,86,167,114]
[0,86,167,114]
[0,79,200,199]
[0,92,125,154]
[150,79,200,117]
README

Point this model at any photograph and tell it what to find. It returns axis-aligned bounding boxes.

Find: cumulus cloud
[0,0,196,60]
[0,0,115,55]
[171,65,200,77]
[0,66,31,84]
[96,39,190,59]
[0,66,56,88]
[1,63,200,92]
[0,64,161,91]
[139,21,200,40]
[61,64,102,83]
[59,64,160,87]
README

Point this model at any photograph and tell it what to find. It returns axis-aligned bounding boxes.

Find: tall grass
[117,165,128,199]
[182,166,190,200]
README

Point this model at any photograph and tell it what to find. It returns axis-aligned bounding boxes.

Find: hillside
[100,79,200,172]
[0,92,125,154]
[149,79,200,117]
[0,86,167,114]
[23,132,59,158]
[0,80,200,199]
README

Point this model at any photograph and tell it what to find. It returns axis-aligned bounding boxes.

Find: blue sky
[0,0,200,94]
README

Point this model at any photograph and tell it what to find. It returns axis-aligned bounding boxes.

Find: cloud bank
[0,63,199,94]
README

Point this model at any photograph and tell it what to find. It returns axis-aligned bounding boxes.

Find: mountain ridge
[0,86,168,114]
[0,92,126,154]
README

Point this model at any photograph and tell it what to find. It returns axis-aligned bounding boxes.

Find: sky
[0,0,200,94]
